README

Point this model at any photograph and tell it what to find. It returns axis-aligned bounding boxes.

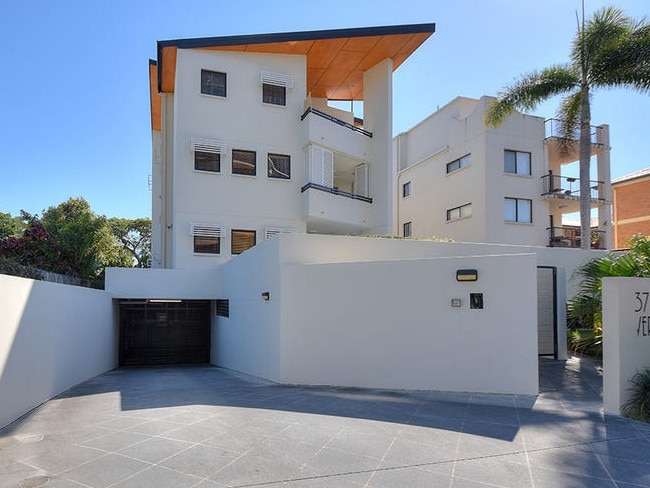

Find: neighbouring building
[611,167,650,248]
[149,23,435,269]
[394,96,612,249]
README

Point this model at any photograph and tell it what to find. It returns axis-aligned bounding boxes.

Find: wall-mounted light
[261,292,270,301]
[456,269,478,282]
[148,299,183,303]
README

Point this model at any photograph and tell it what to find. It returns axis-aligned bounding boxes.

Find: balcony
[544,118,607,165]
[541,172,607,204]
[301,183,372,235]
[301,107,372,161]
[547,226,606,249]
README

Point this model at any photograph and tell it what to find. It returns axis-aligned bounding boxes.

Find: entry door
[537,267,557,357]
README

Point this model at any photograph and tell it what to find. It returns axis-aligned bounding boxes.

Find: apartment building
[148,24,436,269]
[612,167,650,248]
[395,96,612,249]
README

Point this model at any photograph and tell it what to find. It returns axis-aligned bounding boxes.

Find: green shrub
[622,369,650,422]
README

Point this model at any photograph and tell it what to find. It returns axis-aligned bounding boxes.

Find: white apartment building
[149,24,436,269]
[395,96,612,249]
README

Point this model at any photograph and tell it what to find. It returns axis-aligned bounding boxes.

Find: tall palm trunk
[579,83,592,250]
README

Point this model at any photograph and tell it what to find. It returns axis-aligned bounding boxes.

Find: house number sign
[635,291,650,337]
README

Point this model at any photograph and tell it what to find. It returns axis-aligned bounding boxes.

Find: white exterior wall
[105,267,220,299]
[396,96,550,246]
[214,238,282,381]
[280,253,538,394]
[0,275,115,429]
[170,49,308,269]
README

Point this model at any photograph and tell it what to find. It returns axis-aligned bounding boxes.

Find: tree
[109,217,151,268]
[485,6,650,249]
[0,211,23,239]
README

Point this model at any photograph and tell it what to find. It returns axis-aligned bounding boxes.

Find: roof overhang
[156,23,435,101]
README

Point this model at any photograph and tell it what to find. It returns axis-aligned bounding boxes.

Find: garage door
[537,267,557,358]
[119,300,211,366]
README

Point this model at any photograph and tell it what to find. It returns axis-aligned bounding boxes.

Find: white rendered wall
[0,275,115,429]
[104,267,220,299]
[213,238,282,381]
[280,253,538,394]
[602,277,650,415]
[396,96,549,246]
[171,49,308,269]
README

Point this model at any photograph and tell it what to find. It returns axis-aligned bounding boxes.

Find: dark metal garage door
[119,300,211,366]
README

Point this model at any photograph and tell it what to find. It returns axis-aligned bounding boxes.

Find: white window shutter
[191,223,223,237]
[189,137,226,154]
[265,227,296,240]
[353,163,369,197]
[261,70,294,89]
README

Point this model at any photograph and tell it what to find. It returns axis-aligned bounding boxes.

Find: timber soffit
[155,23,435,100]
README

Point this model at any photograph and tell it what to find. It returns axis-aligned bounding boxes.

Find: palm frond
[573,7,630,71]
[484,65,579,127]
[554,91,582,154]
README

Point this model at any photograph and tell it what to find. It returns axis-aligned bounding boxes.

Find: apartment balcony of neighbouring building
[301,142,373,235]
[544,118,608,166]
[541,171,609,210]
[547,225,606,250]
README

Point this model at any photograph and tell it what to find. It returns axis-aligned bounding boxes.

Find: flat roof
[612,167,650,185]
[155,23,435,100]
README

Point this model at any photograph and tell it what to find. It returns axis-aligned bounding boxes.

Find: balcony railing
[541,172,605,201]
[544,118,603,145]
[301,107,373,138]
[547,226,606,249]
[301,182,373,204]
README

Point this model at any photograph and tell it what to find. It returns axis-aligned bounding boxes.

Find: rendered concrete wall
[0,275,115,429]
[105,267,220,299]
[213,238,282,381]
[280,253,538,394]
[603,277,650,415]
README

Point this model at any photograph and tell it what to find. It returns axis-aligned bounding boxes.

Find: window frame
[231,229,256,255]
[191,224,223,256]
[402,181,411,198]
[403,221,412,237]
[232,149,257,176]
[446,154,471,174]
[446,203,472,222]
[200,69,227,98]
[267,153,291,179]
[504,150,532,176]
[194,150,221,173]
[262,83,287,106]
[504,197,533,223]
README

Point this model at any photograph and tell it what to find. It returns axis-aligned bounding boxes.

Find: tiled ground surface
[2,356,650,487]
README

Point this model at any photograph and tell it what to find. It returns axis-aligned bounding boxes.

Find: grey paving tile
[118,436,194,463]
[211,451,319,486]
[22,442,105,475]
[452,453,533,488]
[0,458,50,488]
[529,465,617,488]
[526,443,611,480]
[80,431,152,452]
[124,419,184,436]
[159,423,224,443]
[110,465,200,488]
[63,453,150,487]
[596,456,650,485]
[160,443,241,478]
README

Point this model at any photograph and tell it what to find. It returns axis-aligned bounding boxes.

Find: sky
[1,0,648,220]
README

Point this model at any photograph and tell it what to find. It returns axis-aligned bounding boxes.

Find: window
[200,69,226,97]
[191,224,222,255]
[446,154,471,174]
[504,150,531,175]
[267,153,290,179]
[232,149,256,176]
[447,203,472,221]
[265,227,296,240]
[231,229,256,255]
[195,151,220,172]
[504,198,532,223]
[403,221,412,237]
[263,83,286,106]
[402,181,411,198]
[216,299,229,318]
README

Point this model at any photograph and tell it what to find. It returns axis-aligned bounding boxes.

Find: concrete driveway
[1,356,650,487]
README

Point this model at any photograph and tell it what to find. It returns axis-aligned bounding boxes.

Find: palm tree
[485,6,650,249]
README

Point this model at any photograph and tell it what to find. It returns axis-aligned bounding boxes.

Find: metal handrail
[301,182,373,203]
[300,107,373,138]
[547,226,606,249]
[541,172,604,200]
[544,118,603,145]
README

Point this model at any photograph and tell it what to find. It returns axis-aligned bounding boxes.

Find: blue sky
[1,0,648,219]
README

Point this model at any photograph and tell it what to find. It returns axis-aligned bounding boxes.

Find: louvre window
[265,227,296,240]
[191,224,223,255]
[268,153,291,179]
[200,69,226,97]
[261,71,293,106]
[231,229,256,255]
[190,138,225,173]
[232,149,256,176]
[403,221,412,237]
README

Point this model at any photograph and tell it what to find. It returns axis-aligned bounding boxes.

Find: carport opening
[118,299,211,366]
